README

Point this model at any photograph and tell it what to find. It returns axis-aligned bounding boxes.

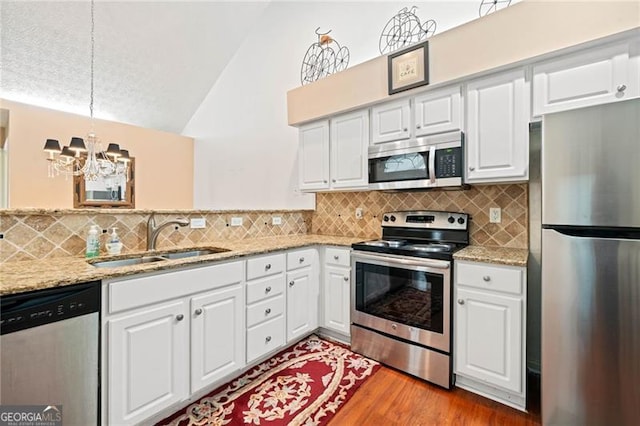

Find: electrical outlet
[190,218,206,229]
[272,216,282,226]
[355,207,364,220]
[489,208,502,223]
[230,217,243,227]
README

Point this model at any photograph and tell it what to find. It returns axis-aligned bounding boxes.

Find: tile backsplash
[0,211,312,262]
[312,184,528,249]
[0,184,528,262]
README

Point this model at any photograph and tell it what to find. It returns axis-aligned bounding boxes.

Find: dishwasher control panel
[1,281,100,335]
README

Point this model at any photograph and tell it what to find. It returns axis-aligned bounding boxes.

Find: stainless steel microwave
[368,132,464,190]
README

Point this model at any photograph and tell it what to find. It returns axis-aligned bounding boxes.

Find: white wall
[184,1,516,209]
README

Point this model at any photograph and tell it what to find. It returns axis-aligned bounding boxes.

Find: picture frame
[387,41,429,95]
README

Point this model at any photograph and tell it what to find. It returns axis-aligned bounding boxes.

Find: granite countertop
[454,245,529,267]
[0,234,364,296]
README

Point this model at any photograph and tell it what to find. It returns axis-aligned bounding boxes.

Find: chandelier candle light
[43,0,131,181]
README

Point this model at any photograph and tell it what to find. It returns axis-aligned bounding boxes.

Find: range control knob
[457,217,465,224]
[383,215,389,222]
[448,216,455,224]
[390,215,396,222]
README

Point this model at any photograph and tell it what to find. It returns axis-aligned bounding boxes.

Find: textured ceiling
[0,1,270,133]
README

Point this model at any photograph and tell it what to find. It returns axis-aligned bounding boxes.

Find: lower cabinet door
[323,266,350,335]
[108,300,189,426]
[286,268,318,342]
[191,284,244,394]
[455,287,522,393]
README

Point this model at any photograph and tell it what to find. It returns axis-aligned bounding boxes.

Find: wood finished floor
[330,366,541,426]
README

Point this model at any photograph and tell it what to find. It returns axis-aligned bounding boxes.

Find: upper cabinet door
[330,110,369,189]
[414,85,462,137]
[466,68,530,183]
[298,120,330,191]
[533,41,637,116]
[371,99,411,144]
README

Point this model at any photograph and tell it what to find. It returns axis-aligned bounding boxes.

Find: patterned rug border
[157,334,380,426]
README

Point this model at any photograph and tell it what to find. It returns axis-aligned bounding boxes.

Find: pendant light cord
[90,0,95,120]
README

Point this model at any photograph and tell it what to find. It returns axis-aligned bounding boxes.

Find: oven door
[351,251,451,353]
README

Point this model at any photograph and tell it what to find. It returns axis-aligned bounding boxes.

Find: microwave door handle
[429,145,436,184]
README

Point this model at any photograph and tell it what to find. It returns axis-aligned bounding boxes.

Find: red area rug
[157,335,380,426]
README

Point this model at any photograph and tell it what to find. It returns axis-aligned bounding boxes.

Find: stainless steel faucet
[146,213,189,250]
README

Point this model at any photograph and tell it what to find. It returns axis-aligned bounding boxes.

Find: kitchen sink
[91,256,167,268]
[89,247,229,268]
[160,248,228,260]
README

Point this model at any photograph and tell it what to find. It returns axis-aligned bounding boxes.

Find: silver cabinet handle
[265,308,271,315]
[299,257,304,263]
[469,166,475,171]
[403,128,408,132]
[343,276,349,281]
[176,314,184,321]
[617,84,627,93]
[265,286,272,293]
[416,124,421,129]
[265,263,271,270]
[265,336,272,343]
[323,180,328,184]
[332,179,336,183]
[194,308,203,316]
[289,280,295,287]
[483,276,491,282]
[391,324,397,330]
[458,299,465,305]
[333,255,339,260]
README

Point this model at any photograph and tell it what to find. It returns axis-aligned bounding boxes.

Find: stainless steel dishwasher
[1,281,100,425]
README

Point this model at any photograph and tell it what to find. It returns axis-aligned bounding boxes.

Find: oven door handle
[429,145,436,184]
[353,252,450,270]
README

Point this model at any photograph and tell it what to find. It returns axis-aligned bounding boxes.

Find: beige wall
[2,100,194,209]
[287,0,640,125]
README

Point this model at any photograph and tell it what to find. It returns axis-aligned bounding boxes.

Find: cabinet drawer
[246,295,285,328]
[325,247,350,267]
[247,316,285,363]
[246,274,285,304]
[246,253,285,280]
[456,261,523,295]
[287,248,316,271]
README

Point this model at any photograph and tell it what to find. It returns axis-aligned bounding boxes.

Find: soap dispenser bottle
[107,227,123,255]
[86,225,101,258]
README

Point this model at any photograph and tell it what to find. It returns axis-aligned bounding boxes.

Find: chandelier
[43,0,130,181]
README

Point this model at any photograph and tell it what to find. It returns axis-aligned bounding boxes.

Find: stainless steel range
[350,210,469,388]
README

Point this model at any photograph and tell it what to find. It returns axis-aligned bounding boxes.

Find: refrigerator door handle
[543,225,640,240]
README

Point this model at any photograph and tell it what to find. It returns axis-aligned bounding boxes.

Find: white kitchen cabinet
[533,41,637,116]
[190,284,244,394]
[454,260,527,410]
[371,99,411,144]
[465,68,530,183]
[414,85,462,137]
[322,247,351,336]
[298,120,330,191]
[108,300,189,426]
[286,248,319,342]
[329,110,369,189]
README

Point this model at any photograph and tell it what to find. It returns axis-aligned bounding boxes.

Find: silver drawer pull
[391,324,397,330]
[265,308,271,315]
[299,257,305,263]
[469,166,475,171]
[333,255,339,260]
[617,84,627,93]
[289,280,295,287]
[265,336,272,343]
[416,124,421,129]
[343,276,349,282]
[265,286,272,293]
[194,308,203,316]
[458,299,465,305]
[265,263,271,270]
[483,276,491,282]
[176,314,184,321]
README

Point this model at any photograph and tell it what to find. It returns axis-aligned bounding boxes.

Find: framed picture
[387,41,429,95]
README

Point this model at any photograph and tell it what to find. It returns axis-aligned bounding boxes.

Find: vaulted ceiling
[1,0,270,133]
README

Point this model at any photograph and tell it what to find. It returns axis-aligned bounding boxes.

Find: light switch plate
[190,218,206,229]
[272,216,282,225]
[489,208,501,223]
[230,217,243,227]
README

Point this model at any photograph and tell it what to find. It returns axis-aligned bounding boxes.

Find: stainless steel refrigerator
[541,98,640,425]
